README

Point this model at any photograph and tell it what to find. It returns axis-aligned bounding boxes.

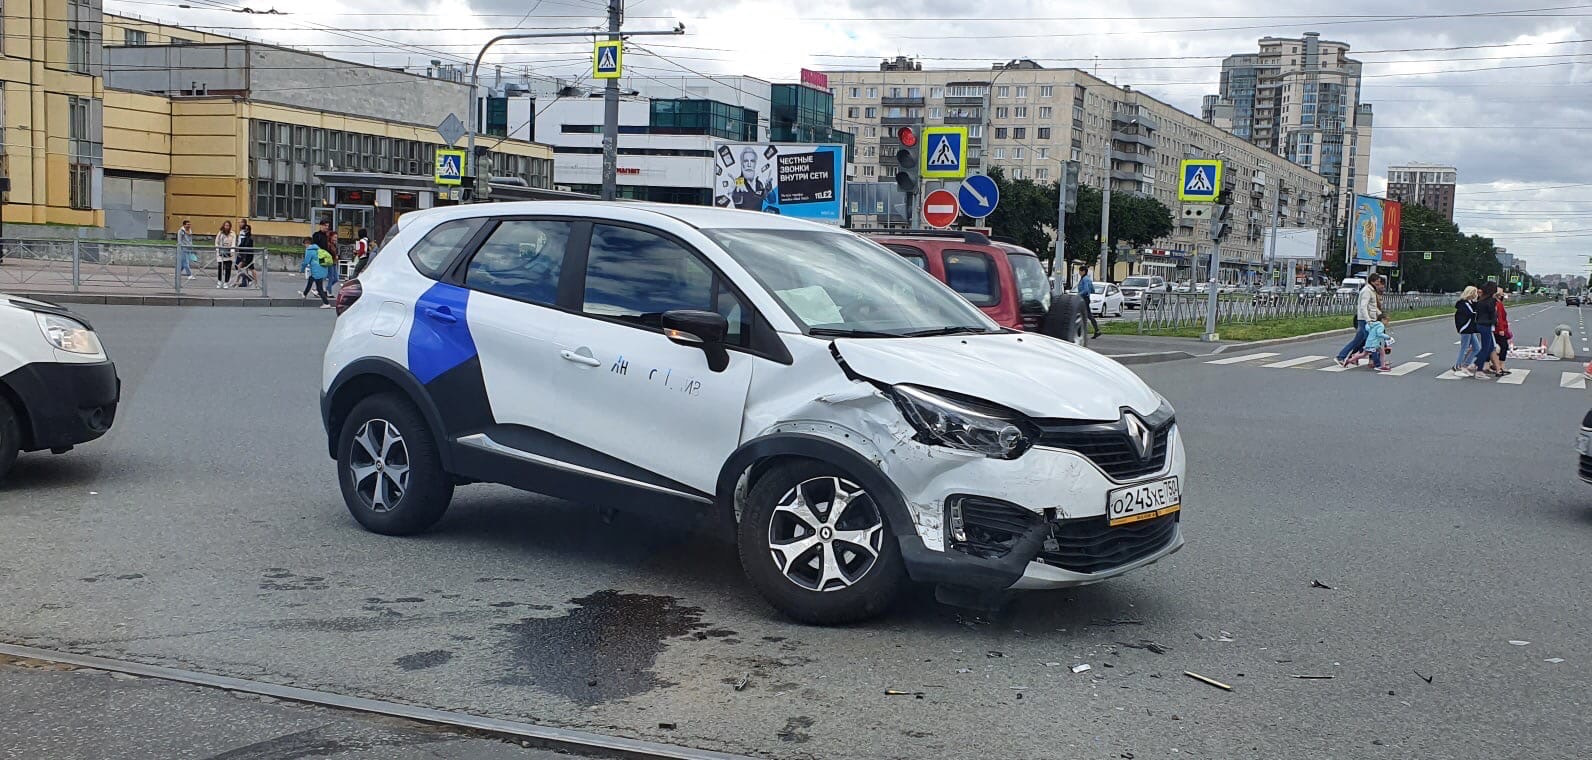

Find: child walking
[1343,317,1393,372]
[300,236,333,308]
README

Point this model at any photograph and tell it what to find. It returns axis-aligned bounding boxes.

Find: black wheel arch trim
[715,432,1032,591]
[321,357,451,467]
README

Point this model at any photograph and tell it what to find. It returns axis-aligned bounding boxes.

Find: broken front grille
[1034,407,1174,481]
[1040,513,1178,574]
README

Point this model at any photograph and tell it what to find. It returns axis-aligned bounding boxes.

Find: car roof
[394,200,844,234]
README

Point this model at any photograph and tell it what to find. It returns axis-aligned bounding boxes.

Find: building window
[69,29,91,73]
[848,87,860,98]
[1036,167,1049,180]
[1012,168,1023,180]
[69,164,92,209]
[995,106,1009,119]
[996,86,1010,98]
[1015,106,1028,118]
[929,106,943,118]
[1013,147,1024,159]
[995,127,1008,139]
[124,29,148,46]
[69,96,89,140]
[1014,127,1026,139]
[1073,106,1084,121]
[1015,86,1028,98]
[863,146,876,157]
[1071,147,1082,161]
[907,87,921,98]
[847,107,859,118]
[864,107,877,118]
[1039,85,1054,97]
[863,165,875,177]
[1039,106,1053,119]
[992,147,1006,159]
[1037,127,1051,140]
[889,87,902,98]
[865,126,876,137]
[930,86,944,98]
[1038,147,1048,158]
[866,87,878,98]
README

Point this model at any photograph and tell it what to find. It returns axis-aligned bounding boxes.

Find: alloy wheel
[767,476,885,592]
[349,418,410,513]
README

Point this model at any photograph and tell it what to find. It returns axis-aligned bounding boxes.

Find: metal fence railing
[0,238,277,297]
[1134,291,1455,334]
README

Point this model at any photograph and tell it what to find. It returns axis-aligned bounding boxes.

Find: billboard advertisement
[712,143,845,225]
[1351,195,1403,268]
[1262,227,1322,261]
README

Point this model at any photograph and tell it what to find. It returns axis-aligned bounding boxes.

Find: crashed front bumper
[887,427,1187,592]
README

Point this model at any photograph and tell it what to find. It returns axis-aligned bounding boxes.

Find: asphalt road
[1,302,1587,760]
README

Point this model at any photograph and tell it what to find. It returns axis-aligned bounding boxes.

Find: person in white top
[1334,272,1385,366]
[214,220,237,289]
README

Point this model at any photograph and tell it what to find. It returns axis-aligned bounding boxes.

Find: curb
[1208,312,1455,354]
[8,292,327,308]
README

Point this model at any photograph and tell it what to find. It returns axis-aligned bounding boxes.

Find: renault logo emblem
[1124,414,1154,460]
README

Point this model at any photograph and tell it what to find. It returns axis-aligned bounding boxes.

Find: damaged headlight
[889,385,1034,460]
[36,313,103,356]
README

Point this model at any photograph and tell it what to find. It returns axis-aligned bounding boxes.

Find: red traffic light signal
[896,126,917,148]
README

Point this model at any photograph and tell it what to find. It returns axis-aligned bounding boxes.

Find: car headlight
[889,385,1034,459]
[36,313,103,355]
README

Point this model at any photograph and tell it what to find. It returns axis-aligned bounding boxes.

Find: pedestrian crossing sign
[921,126,968,179]
[593,40,623,79]
[434,148,465,186]
[1178,159,1223,202]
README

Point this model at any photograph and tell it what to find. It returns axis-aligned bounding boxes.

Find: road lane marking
[1381,362,1429,376]
[1317,362,1355,372]
[1453,340,1460,345]
[1560,372,1586,389]
[1437,369,1469,380]
[1262,355,1328,368]
[1497,369,1530,385]
[1416,352,1433,359]
[1206,352,1279,365]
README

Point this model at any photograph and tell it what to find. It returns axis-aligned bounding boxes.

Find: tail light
[334,279,362,315]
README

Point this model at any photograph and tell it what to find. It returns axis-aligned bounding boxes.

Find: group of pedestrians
[1334,273,1395,372]
[1452,282,1513,378]
[175,218,258,289]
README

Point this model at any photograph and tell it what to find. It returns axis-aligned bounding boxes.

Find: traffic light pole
[1203,242,1221,341]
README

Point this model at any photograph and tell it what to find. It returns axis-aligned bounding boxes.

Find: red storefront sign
[800,68,830,91]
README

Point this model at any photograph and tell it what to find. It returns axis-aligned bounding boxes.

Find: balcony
[1114,112,1159,132]
[945,114,983,125]
[945,96,985,107]
[881,115,920,126]
[1112,130,1156,148]
[1112,168,1147,182]
[1111,149,1148,164]
[881,96,925,107]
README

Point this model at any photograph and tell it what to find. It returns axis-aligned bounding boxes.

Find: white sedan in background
[1088,283,1125,317]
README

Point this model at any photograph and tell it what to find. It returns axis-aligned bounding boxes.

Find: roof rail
[850,228,992,245]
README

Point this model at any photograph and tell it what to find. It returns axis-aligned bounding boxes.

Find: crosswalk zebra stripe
[1560,372,1587,389]
[1436,369,1469,380]
[1381,362,1429,376]
[1205,352,1279,365]
[1416,353,1433,359]
[1317,362,1355,372]
[1262,355,1329,368]
[1497,369,1530,385]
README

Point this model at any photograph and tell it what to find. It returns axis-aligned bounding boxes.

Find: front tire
[738,460,907,624]
[336,393,453,535]
[0,396,20,484]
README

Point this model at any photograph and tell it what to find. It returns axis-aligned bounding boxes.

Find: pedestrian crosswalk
[1204,351,1586,390]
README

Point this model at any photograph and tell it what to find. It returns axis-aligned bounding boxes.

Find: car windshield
[703,229,998,337]
[1008,254,1050,308]
[1123,277,1151,287]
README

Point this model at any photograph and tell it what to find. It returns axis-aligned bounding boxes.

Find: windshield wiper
[897,326,994,337]
[808,327,901,338]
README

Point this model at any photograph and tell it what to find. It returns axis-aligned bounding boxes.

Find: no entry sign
[923,189,959,228]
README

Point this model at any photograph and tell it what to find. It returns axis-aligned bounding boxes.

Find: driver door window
[582,224,749,346]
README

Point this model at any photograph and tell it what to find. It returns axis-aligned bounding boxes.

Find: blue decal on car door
[408,282,476,384]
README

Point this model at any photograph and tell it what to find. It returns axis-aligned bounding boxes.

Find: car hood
[832,333,1161,420]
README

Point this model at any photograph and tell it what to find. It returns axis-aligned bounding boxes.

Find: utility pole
[1266,179,1282,289]
[600,0,623,201]
[1098,157,1112,282]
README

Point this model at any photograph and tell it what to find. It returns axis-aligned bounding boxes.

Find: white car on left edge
[0,294,120,482]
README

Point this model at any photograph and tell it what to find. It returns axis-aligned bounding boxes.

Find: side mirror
[661,310,730,372]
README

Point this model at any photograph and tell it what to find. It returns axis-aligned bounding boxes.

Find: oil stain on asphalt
[494,590,709,705]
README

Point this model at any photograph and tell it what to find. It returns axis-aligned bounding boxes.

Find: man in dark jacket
[1471,282,1500,376]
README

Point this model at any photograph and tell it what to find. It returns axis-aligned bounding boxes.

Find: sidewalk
[0,657,574,760]
[0,258,335,307]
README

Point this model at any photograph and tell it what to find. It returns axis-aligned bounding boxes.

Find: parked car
[1088,282,1125,317]
[1567,293,1582,307]
[1119,275,1169,309]
[0,294,120,482]
[1336,276,1367,296]
[321,203,1185,624]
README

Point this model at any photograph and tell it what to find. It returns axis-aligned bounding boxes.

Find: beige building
[3,7,555,244]
[824,59,1333,282]
[1202,33,1373,228]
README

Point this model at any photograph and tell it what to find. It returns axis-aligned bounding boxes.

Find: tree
[1396,204,1503,292]
[973,168,1060,258]
[1060,185,1173,271]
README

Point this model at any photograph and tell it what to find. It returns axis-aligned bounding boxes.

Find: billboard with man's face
[711,143,845,225]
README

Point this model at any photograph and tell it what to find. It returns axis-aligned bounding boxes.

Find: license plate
[1107,477,1182,526]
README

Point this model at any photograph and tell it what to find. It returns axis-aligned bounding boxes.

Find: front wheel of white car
[336,394,454,536]
[738,460,906,624]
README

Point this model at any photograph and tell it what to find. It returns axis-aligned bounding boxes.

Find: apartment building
[823,59,1333,282]
[1386,163,1457,220]
[1202,32,1374,227]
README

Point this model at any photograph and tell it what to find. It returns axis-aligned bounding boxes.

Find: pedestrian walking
[1471,282,1501,377]
[214,221,237,288]
[1343,314,1393,372]
[301,236,332,308]
[1078,265,1101,339]
[1452,286,1481,374]
[1491,292,1514,376]
[350,227,372,278]
[313,220,341,292]
[233,221,256,288]
[176,220,196,279]
[1335,272,1385,366]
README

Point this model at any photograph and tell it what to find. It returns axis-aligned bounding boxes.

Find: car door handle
[422,306,457,324]
[560,349,602,367]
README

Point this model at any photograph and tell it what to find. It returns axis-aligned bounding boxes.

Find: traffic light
[894,126,919,195]
[1208,187,1233,241]
[1062,160,1081,214]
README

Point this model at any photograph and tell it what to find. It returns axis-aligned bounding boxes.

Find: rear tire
[336,393,453,535]
[738,460,907,625]
[0,396,20,485]
[1041,294,1089,345]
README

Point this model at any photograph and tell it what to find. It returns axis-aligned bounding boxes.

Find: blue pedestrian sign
[921,126,968,179]
[957,173,1000,218]
[1178,159,1222,202]
[434,148,465,187]
[593,40,623,79]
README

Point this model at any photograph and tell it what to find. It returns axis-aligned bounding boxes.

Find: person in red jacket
[1488,292,1514,377]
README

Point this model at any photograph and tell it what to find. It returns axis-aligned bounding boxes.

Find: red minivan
[861,230,1063,333]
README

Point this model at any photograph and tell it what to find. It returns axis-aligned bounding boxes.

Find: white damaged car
[320,202,1184,623]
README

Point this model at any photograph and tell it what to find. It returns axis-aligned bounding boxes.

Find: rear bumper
[1,360,120,451]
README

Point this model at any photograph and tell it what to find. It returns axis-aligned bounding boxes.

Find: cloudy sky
[109,0,1592,275]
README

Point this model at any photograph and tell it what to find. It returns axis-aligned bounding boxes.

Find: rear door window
[461,219,575,306]
[408,218,484,278]
[941,249,998,306]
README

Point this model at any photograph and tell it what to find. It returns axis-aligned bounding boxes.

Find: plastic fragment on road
[1291,675,1334,679]
[1414,670,1434,684]
[733,673,750,691]
[1311,579,1334,589]
[1072,663,1092,673]
[1117,640,1170,654]
[1546,658,1565,664]
[1184,671,1231,691]
[1509,640,1530,646]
